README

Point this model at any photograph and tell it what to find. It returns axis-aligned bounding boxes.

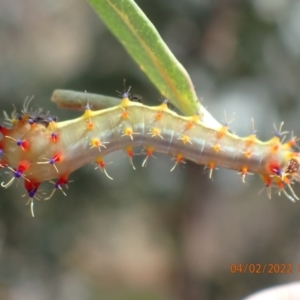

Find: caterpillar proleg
[1,91,300,216]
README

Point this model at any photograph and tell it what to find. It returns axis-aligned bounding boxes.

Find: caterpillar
[0,89,299,216]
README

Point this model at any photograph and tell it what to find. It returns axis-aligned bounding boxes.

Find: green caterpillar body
[0,94,299,216]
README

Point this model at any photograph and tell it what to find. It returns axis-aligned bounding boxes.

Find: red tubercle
[145,146,154,156]
[145,147,155,160]
[43,174,70,201]
[20,139,30,151]
[4,135,30,151]
[51,132,59,143]
[24,179,40,198]
[95,157,106,169]
[268,160,282,176]
[142,146,155,167]
[52,152,62,163]
[170,153,185,171]
[17,160,31,173]
[125,146,134,158]
[125,146,136,170]
[95,156,113,180]
[36,152,63,173]
[2,160,31,188]
[56,175,69,187]
[0,125,9,136]
[24,178,40,217]
[0,160,32,189]
[174,153,184,163]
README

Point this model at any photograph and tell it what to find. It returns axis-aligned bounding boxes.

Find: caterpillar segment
[0,92,300,216]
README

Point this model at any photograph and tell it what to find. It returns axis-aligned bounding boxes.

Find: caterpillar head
[284,157,300,182]
[263,155,300,202]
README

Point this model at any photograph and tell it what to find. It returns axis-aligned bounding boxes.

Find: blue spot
[14,170,22,178]
[28,188,37,198]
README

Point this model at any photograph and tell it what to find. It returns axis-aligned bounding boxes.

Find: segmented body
[0,94,299,215]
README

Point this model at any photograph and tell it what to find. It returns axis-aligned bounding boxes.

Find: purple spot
[14,170,22,178]
[274,132,281,138]
[122,86,131,99]
[273,168,282,176]
[28,188,37,198]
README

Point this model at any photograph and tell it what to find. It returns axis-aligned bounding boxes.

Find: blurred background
[0,0,300,299]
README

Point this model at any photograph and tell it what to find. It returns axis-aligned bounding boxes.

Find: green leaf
[86,0,220,128]
[87,0,199,116]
